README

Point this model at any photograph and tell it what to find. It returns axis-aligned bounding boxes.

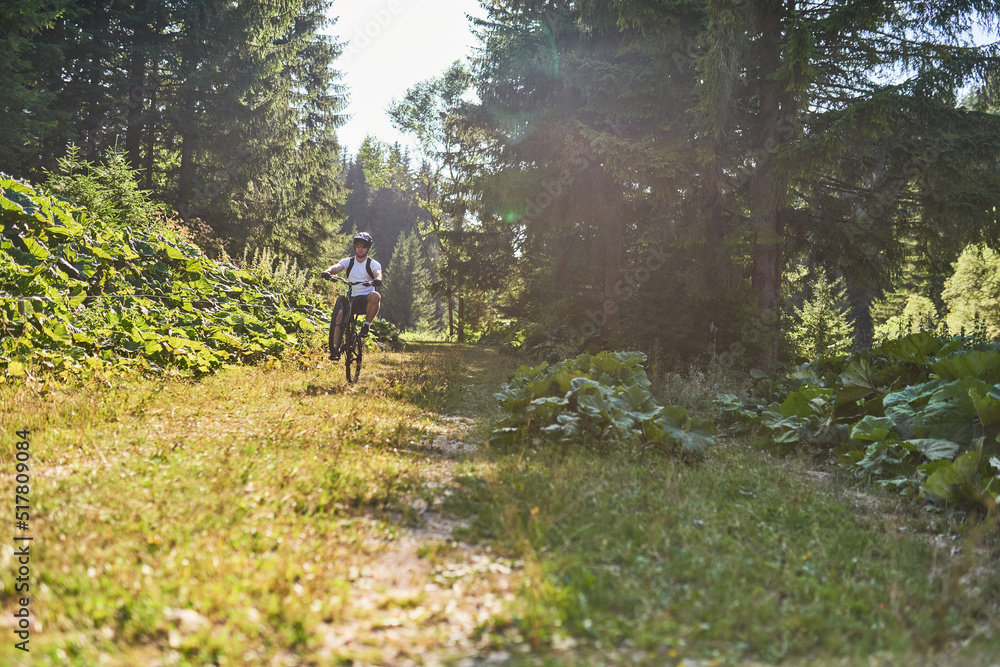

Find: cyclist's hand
[320,270,332,281]
[372,279,383,289]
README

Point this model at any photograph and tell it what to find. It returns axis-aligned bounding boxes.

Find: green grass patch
[444,353,1000,665]
[2,343,998,665]
[452,440,1000,663]
[0,341,503,665]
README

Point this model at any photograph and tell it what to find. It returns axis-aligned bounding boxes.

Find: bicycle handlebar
[323,274,372,286]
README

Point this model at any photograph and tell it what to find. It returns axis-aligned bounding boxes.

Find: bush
[874,294,938,341]
[718,331,1000,513]
[370,319,406,351]
[942,244,1000,339]
[241,244,324,309]
[1,175,324,382]
[491,350,716,456]
[43,145,162,234]
[788,271,855,360]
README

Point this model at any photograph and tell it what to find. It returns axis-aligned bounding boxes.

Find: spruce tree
[942,244,1000,339]
[874,295,939,341]
[350,137,420,265]
[0,0,67,175]
[790,273,855,360]
[470,0,1000,361]
[389,61,507,340]
[381,229,434,332]
[5,0,347,267]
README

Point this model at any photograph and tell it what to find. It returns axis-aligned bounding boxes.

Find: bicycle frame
[327,276,368,383]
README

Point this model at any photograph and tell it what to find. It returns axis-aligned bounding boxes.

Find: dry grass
[0,342,523,666]
[2,342,998,666]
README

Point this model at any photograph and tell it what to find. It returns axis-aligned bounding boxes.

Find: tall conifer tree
[3,0,348,267]
[471,0,1000,360]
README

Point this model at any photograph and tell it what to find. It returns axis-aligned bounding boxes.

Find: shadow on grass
[299,381,350,397]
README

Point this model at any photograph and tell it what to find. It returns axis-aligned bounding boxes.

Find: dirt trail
[310,417,521,666]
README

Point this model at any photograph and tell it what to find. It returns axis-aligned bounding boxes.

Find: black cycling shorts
[334,294,371,319]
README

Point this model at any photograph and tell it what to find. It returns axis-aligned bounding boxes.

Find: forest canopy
[431,0,1000,362]
[1,0,347,267]
[3,0,1000,366]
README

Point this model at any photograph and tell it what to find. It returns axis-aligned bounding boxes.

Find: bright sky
[328,0,485,157]
[326,3,997,159]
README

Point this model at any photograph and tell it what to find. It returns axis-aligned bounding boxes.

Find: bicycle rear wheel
[350,329,363,382]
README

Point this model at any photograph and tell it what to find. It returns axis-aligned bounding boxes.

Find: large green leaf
[850,415,895,442]
[160,244,186,261]
[90,245,114,260]
[911,378,985,443]
[906,439,960,461]
[1,194,26,213]
[875,331,943,364]
[931,350,1000,384]
[1,180,33,215]
[970,387,1000,427]
[210,331,244,349]
[883,379,945,439]
[857,441,914,473]
[883,379,946,410]
[838,357,880,404]
[921,451,982,504]
[780,385,832,418]
[22,236,50,261]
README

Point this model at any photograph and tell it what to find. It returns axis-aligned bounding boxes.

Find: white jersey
[337,256,382,296]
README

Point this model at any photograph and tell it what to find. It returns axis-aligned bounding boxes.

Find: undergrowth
[0,341,478,665]
[447,345,1000,665]
[2,341,998,665]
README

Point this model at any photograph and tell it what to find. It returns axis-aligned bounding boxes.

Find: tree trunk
[144,75,156,190]
[179,133,193,214]
[178,89,195,215]
[124,59,145,171]
[751,198,781,359]
[447,293,454,338]
[705,155,725,248]
[457,295,465,342]
[124,0,150,172]
[601,174,624,339]
[847,281,874,348]
[750,0,791,362]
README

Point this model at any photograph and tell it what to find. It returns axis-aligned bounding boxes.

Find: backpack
[346,256,375,280]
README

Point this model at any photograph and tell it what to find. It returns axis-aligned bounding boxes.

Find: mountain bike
[324,276,372,383]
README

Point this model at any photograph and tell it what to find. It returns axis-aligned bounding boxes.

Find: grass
[450,440,1000,664]
[1,342,998,665]
[0,340,513,666]
[444,358,1000,665]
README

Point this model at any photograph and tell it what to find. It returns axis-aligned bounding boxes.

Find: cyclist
[321,232,383,361]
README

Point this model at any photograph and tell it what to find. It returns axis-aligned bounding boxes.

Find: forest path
[0,340,530,666]
[7,341,994,667]
[310,415,521,666]
[271,342,531,665]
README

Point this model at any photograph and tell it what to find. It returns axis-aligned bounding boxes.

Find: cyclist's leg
[365,291,381,323]
[361,291,381,336]
[329,296,348,355]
